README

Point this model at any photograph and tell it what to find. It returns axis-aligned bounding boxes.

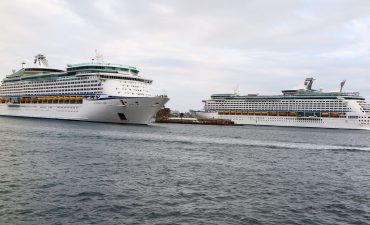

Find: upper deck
[209,78,364,101]
[66,63,139,75]
[1,55,149,83]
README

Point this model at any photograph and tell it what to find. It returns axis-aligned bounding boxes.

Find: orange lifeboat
[279,112,287,116]
[321,112,329,117]
[330,112,340,117]
[288,112,298,116]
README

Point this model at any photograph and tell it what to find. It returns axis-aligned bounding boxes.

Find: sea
[0,117,370,225]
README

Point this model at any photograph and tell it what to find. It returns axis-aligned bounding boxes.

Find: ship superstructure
[0,54,169,124]
[195,78,370,129]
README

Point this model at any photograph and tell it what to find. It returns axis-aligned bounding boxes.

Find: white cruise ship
[195,78,370,130]
[0,54,169,124]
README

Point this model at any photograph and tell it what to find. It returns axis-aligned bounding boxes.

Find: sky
[1,0,370,111]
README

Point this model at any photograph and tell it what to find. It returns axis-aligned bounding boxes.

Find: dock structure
[155,108,235,125]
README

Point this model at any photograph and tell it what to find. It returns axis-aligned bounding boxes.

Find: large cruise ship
[195,78,370,130]
[0,54,169,124]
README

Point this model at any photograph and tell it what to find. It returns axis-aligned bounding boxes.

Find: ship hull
[195,111,370,130]
[0,96,169,125]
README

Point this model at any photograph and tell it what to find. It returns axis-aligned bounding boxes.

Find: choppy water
[1,117,370,224]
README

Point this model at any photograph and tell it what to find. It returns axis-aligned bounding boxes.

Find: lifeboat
[75,97,83,101]
[20,98,26,103]
[218,111,224,115]
[248,112,255,115]
[255,112,261,116]
[25,98,31,103]
[242,111,249,115]
[279,112,287,116]
[236,111,242,115]
[51,97,58,103]
[321,112,329,117]
[268,112,277,116]
[330,112,340,117]
[261,112,268,116]
[288,112,298,116]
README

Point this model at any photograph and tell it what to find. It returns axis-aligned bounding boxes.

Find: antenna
[21,62,26,68]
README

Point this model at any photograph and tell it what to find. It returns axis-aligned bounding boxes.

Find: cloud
[1,0,370,111]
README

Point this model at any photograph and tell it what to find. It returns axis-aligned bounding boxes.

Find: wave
[93,131,370,152]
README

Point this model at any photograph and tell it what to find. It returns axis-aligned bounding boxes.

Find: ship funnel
[339,80,346,93]
[34,54,48,68]
[95,49,104,63]
[303,78,314,90]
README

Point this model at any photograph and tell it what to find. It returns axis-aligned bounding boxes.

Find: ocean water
[1,117,370,225]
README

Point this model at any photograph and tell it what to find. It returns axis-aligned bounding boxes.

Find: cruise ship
[0,54,169,124]
[195,78,370,130]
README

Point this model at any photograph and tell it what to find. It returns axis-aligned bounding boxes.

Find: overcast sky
[1,0,370,111]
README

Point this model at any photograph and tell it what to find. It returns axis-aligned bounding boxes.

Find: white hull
[195,111,370,130]
[0,96,169,125]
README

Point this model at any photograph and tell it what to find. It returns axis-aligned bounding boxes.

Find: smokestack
[339,80,346,93]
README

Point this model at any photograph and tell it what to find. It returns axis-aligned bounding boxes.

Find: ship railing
[340,92,360,96]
